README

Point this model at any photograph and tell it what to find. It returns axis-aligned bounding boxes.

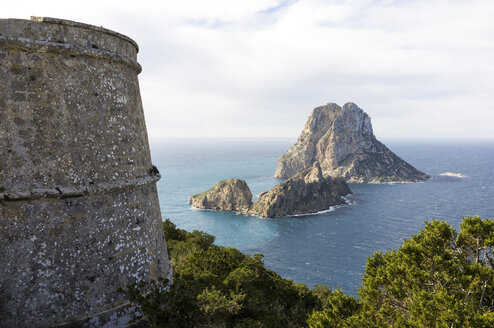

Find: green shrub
[126,217,494,328]
[308,216,494,327]
[124,219,320,327]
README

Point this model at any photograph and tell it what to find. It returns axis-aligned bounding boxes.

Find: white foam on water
[288,193,356,217]
[440,172,465,178]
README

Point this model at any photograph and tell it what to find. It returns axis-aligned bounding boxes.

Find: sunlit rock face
[188,178,253,213]
[274,102,430,183]
[0,17,171,327]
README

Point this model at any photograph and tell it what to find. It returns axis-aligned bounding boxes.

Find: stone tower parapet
[0,17,171,327]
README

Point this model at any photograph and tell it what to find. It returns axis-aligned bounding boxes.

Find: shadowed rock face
[250,162,351,217]
[274,102,430,183]
[188,163,351,218]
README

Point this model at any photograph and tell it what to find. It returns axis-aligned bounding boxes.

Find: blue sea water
[150,138,494,295]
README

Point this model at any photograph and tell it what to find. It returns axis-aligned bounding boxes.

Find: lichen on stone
[0,16,171,327]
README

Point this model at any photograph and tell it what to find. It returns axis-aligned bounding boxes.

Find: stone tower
[0,17,171,327]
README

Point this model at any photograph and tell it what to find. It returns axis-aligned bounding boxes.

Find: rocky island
[274,102,430,183]
[188,178,252,213]
[188,162,351,218]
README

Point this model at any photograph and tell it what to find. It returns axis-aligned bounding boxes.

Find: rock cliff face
[188,179,253,213]
[274,102,430,183]
[188,163,351,218]
[250,162,351,217]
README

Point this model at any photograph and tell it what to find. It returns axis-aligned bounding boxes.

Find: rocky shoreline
[189,162,351,218]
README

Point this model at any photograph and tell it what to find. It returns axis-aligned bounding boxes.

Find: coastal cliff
[274,102,430,183]
[188,162,351,218]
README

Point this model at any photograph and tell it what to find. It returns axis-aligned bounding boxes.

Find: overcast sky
[5,0,494,140]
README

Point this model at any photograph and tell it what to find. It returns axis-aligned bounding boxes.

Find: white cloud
[4,0,494,139]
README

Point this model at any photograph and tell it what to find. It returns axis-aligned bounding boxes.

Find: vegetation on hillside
[309,216,494,327]
[124,219,326,327]
[124,216,494,327]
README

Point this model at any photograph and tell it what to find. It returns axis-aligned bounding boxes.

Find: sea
[150,138,494,295]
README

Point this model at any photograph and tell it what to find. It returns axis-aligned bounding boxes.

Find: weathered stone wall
[0,17,171,327]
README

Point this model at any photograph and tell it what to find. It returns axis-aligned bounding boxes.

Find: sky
[4,0,494,140]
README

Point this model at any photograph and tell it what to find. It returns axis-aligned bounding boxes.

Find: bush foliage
[124,217,494,327]
[309,216,494,327]
[125,219,323,327]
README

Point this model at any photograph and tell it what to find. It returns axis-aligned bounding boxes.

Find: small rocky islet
[190,102,429,217]
[188,162,351,218]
